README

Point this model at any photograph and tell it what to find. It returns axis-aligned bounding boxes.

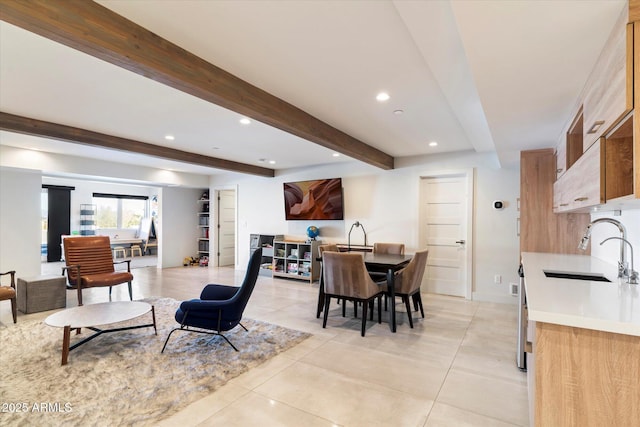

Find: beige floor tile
[301,340,450,399]
[197,391,340,427]
[156,382,251,427]
[254,362,434,427]
[437,369,529,426]
[425,403,521,427]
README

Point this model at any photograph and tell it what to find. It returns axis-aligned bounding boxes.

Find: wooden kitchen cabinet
[582,7,633,152]
[553,139,604,213]
[520,149,590,255]
[535,322,640,427]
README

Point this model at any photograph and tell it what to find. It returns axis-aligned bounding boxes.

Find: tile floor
[1,263,529,426]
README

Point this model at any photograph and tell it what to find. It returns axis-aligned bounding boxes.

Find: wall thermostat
[493,200,504,210]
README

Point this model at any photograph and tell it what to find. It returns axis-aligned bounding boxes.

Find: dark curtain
[46,186,72,262]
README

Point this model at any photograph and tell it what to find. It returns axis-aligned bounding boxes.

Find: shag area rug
[0,297,310,426]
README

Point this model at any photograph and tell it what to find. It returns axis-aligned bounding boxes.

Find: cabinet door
[582,12,632,152]
[555,139,604,212]
[555,138,566,180]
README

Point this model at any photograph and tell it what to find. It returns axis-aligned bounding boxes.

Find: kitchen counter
[521,252,640,336]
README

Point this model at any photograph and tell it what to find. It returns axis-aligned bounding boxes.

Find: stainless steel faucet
[600,237,638,284]
[578,218,627,278]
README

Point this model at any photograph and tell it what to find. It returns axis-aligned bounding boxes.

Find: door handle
[455,240,465,244]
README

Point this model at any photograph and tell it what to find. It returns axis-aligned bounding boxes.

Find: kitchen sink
[543,270,611,282]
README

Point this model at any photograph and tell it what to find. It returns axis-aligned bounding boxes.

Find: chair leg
[353,301,358,318]
[361,301,368,337]
[128,282,133,301]
[323,296,331,329]
[377,295,382,324]
[109,286,113,297]
[404,296,414,328]
[10,297,17,323]
[161,328,178,353]
[369,300,374,320]
[342,298,346,317]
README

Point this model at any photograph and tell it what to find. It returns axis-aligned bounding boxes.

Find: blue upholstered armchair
[161,248,262,352]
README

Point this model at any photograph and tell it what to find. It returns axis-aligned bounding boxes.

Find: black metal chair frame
[161,308,247,352]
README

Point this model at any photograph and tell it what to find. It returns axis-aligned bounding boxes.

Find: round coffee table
[45,301,157,365]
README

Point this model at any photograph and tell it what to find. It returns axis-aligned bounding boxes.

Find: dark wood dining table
[316,252,413,333]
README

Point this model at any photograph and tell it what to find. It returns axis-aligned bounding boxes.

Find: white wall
[159,186,204,268]
[212,151,522,304]
[589,209,640,274]
[0,168,42,279]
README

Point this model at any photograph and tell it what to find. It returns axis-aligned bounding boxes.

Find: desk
[317,252,412,333]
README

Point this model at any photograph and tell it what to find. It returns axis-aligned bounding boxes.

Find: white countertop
[521,252,640,336]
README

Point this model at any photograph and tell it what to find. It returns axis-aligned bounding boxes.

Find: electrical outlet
[510,283,519,296]
[494,274,502,284]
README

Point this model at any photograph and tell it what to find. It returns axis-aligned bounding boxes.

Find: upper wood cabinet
[582,8,633,152]
[553,139,604,213]
[551,3,640,213]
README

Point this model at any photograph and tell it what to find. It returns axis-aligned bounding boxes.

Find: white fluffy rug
[0,297,310,426]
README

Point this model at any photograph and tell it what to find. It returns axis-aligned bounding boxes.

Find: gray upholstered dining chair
[371,243,406,310]
[317,243,340,318]
[322,251,384,336]
[373,242,405,255]
[391,249,428,328]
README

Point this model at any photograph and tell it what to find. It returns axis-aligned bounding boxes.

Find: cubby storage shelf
[272,240,320,283]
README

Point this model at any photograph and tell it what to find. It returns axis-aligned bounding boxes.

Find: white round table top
[45,301,152,328]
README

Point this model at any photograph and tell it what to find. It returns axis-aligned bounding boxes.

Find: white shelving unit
[197,194,210,259]
[272,240,320,283]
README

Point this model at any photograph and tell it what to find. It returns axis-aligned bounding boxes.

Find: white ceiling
[0,0,627,177]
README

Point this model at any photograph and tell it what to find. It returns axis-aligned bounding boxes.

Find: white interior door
[419,172,472,298]
[217,189,236,267]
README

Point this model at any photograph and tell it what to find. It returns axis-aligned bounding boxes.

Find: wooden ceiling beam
[0,112,275,177]
[0,0,394,170]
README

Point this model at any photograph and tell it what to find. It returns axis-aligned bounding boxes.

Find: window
[93,193,148,229]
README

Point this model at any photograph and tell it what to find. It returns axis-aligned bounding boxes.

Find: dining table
[316,252,413,332]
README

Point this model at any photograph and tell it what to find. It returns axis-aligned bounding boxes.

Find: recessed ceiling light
[429,141,438,147]
[258,158,266,163]
[393,109,404,115]
[165,135,175,141]
[332,153,340,157]
[376,92,390,102]
[268,160,276,165]
[239,118,251,125]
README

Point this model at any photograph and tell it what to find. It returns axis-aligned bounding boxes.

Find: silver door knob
[455,240,465,244]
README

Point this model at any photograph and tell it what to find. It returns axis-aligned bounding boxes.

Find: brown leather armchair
[62,236,134,306]
[0,270,17,323]
[322,251,384,336]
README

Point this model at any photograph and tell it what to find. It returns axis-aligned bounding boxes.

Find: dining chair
[322,251,384,336]
[317,243,340,318]
[372,242,406,309]
[373,242,405,255]
[0,270,17,323]
[391,249,428,328]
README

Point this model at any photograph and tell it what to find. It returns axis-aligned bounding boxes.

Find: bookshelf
[272,240,320,283]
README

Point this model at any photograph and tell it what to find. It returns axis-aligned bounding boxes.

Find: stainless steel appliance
[516,264,527,371]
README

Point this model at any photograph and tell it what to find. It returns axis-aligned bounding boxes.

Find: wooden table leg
[62,325,71,365]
